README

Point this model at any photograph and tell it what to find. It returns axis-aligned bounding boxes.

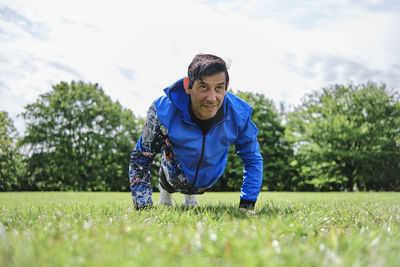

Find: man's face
[185,72,227,120]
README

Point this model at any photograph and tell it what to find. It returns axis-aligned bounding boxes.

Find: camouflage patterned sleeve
[129,102,168,209]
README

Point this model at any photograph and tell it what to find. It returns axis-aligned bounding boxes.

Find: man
[129,54,263,210]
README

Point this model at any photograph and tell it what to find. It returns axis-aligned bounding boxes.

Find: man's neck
[189,99,224,134]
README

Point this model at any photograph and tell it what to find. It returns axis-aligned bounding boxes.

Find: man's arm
[235,113,263,210]
[129,102,167,209]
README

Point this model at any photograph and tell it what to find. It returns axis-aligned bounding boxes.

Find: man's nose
[205,89,217,102]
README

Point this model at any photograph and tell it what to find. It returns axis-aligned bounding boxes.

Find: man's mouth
[202,104,217,111]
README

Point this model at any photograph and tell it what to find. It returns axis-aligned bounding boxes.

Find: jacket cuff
[239,199,256,210]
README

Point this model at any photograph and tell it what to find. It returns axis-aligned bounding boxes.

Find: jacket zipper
[189,116,227,193]
[187,101,229,193]
[189,132,206,193]
[168,84,229,193]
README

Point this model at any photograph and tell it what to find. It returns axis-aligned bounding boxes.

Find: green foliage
[0,111,24,191]
[287,82,400,191]
[20,81,141,191]
[214,91,296,191]
[4,79,399,192]
[1,192,400,266]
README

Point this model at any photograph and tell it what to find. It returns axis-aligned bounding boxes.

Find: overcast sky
[1,0,400,134]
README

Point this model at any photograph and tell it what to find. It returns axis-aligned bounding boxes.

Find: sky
[1,0,400,134]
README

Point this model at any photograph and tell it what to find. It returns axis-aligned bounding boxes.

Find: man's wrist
[239,199,256,210]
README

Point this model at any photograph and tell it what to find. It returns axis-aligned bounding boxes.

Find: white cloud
[1,0,399,134]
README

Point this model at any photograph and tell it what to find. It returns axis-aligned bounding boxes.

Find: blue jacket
[129,78,263,207]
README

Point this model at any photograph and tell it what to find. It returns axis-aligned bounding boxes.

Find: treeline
[1,81,399,192]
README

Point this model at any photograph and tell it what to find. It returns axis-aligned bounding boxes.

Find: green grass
[1,192,400,267]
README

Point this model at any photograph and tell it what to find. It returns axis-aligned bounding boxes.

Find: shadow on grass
[169,201,296,219]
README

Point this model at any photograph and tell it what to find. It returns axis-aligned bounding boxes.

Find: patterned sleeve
[129,102,168,209]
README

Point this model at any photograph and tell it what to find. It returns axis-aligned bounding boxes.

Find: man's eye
[216,87,224,92]
[200,86,207,90]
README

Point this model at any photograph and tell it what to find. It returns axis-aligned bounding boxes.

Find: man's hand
[239,208,257,215]
[239,199,256,210]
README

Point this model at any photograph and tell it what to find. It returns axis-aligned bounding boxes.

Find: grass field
[1,192,400,267]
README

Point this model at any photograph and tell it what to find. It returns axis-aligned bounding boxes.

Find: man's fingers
[239,208,257,215]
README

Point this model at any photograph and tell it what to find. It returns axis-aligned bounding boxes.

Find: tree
[20,81,141,191]
[286,82,400,191]
[214,90,296,191]
[0,111,24,191]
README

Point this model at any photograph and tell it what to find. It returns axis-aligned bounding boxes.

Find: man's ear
[183,77,191,94]
[226,81,229,90]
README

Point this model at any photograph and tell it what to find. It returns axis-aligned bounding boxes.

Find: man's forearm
[129,150,155,209]
[129,102,167,209]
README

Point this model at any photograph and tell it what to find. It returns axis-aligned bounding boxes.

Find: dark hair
[187,54,229,89]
